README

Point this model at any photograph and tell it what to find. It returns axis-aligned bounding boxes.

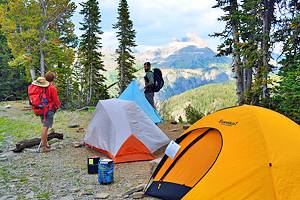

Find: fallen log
[13,132,64,153]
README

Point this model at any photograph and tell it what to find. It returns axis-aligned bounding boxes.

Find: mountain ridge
[103,34,233,100]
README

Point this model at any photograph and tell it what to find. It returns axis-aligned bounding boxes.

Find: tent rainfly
[84,99,169,163]
[145,105,300,200]
[119,80,162,124]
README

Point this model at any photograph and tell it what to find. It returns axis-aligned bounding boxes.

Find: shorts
[40,110,55,128]
[145,92,155,107]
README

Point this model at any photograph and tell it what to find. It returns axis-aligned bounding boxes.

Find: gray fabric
[145,92,155,108]
[40,110,55,128]
[144,71,155,93]
[146,71,154,85]
[84,99,170,156]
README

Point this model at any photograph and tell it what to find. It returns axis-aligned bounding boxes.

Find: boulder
[123,184,146,196]
[183,124,191,130]
[94,193,110,199]
[130,192,144,199]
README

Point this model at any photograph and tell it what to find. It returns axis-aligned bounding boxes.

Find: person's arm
[51,86,61,109]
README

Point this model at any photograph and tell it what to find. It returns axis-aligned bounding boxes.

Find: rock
[0,157,8,162]
[171,120,178,125]
[5,105,11,109]
[28,162,36,166]
[70,188,80,193]
[29,172,39,177]
[0,195,17,200]
[83,191,93,196]
[24,148,38,153]
[76,128,85,133]
[72,141,84,148]
[94,193,110,199]
[68,124,80,128]
[78,192,83,197]
[130,192,144,199]
[0,151,14,159]
[169,128,180,132]
[149,158,161,173]
[183,124,191,130]
[123,184,146,196]
[27,177,36,182]
[25,191,35,199]
[60,195,74,200]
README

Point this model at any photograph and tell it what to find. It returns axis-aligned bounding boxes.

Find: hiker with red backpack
[144,62,164,108]
[28,72,61,152]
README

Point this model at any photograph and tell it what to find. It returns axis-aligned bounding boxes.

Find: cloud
[72,0,225,50]
[102,31,118,49]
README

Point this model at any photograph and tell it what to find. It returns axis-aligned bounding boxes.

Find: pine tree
[78,0,108,106]
[212,0,277,106]
[113,0,137,93]
[272,1,300,123]
[239,0,263,105]
[212,0,244,105]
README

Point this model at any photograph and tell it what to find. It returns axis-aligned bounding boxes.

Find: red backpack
[28,84,49,117]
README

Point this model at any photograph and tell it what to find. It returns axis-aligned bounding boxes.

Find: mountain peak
[170,33,207,49]
[137,33,210,62]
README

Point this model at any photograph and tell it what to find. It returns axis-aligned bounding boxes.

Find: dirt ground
[0,101,183,200]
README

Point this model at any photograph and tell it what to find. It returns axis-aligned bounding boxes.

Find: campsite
[0,101,182,200]
[0,0,299,200]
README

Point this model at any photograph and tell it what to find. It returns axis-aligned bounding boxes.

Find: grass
[0,116,41,147]
[35,192,50,199]
[0,166,11,182]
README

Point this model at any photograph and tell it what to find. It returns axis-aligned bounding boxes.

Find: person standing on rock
[28,72,61,152]
[144,62,155,108]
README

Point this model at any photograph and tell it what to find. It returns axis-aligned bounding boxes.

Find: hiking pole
[36,140,42,153]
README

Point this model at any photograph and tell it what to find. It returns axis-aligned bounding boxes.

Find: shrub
[185,104,204,124]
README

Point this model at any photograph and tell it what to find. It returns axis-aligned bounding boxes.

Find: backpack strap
[42,87,50,122]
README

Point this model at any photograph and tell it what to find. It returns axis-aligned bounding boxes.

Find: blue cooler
[98,158,114,184]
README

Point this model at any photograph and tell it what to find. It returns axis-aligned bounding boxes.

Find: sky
[72,0,225,51]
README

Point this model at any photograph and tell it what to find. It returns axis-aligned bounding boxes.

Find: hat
[32,77,50,87]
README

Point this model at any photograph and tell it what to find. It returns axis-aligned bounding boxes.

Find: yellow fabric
[156,105,300,200]
[163,129,222,187]
[154,128,209,180]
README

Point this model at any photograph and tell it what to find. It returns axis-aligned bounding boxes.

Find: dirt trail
[0,101,183,200]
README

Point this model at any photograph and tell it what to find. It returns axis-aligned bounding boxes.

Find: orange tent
[145,105,300,200]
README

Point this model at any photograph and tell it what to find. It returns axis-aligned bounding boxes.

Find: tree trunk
[29,66,36,81]
[40,49,46,76]
[230,0,244,105]
[13,132,64,153]
[261,0,275,100]
[86,63,92,105]
[119,45,126,94]
[244,68,252,92]
[39,0,47,76]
